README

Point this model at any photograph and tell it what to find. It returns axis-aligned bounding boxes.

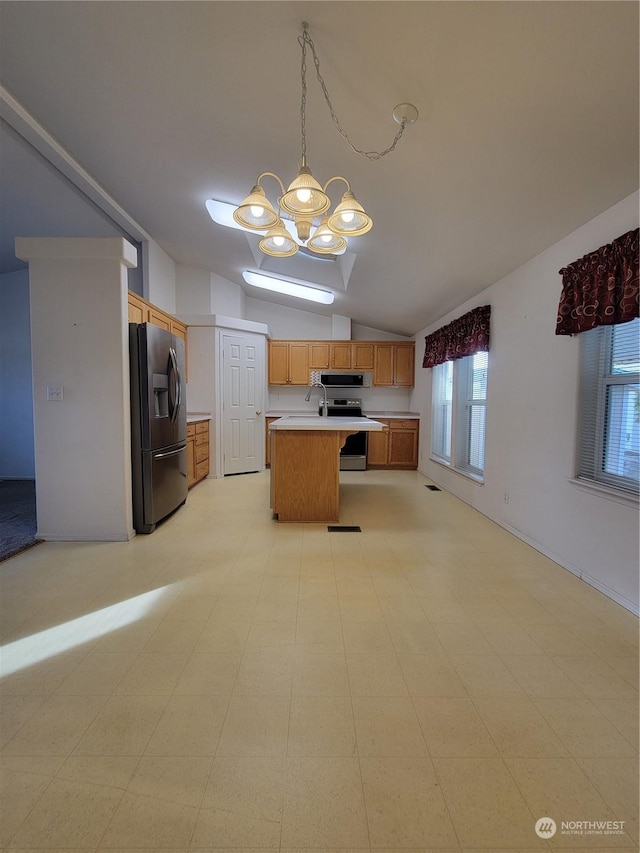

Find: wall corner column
[15,237,138,541]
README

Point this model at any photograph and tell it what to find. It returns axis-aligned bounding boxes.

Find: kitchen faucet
[305,382,328,417]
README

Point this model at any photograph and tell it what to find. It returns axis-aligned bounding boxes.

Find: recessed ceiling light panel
[242,271,334,304]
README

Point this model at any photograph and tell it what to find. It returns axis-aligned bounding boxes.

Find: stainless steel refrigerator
[129,322,187,533]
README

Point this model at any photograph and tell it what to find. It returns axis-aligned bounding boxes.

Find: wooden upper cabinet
[329,342,352,370]
[393,343,415,386]
[352,343,375,370]
[127,292,149,324]
[309,342,330,370]
[373,342,415,387]
[148,308,171,332]
[268,341,310,385]
[373,344,394,386]
[288,343,310,385]
[268,339,415,387]
[268,342,291,385]
[127,292,189,377]
[171,319,187,342]
[128,292,182,336]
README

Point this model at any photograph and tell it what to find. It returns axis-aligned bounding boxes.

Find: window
[577,317,639,496]
[431,351,488,480]
[431,361,452,462]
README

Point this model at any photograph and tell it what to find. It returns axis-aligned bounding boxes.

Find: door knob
[256,410,262,416]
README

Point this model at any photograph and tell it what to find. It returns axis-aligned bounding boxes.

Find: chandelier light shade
[307,217,348,254]
[259,220,299,257]
[280,160,331,218]
[327,190,373,236]
[217,23,416,264]
[232,185,279,230]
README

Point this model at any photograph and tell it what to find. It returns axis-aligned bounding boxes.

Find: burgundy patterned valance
[422,305,491,369]
[556,228,639,336]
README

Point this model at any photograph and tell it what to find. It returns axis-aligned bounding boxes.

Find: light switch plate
[46,385,63,401]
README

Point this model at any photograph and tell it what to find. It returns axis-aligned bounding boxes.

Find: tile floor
[0,469,638,851]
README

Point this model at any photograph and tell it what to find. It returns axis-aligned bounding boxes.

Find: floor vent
[425,485,441,491]
[327,525,362,532]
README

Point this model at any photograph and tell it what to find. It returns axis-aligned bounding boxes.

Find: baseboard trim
[36,531,134,543]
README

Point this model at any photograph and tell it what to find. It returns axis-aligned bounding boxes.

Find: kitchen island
[269,416,385,522]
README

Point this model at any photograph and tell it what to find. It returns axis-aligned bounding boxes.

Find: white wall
[246,296,333,339]
[352,323,411,341]
[175,265,211,314]
[15,237,137,541]
[143,239,176,313]
[0,268,34,478]
[211,273,245,317]
[176,266,246,319]
[245,296,410,342]
[412,192,639,613]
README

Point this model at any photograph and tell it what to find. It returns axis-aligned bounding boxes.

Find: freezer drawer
[135,444,188,533]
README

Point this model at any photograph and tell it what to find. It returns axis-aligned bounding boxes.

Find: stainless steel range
[320,398,368,470]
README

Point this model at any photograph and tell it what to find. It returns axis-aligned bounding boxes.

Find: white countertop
[363,411,419,420]
[187,413,211,423]
[269,415,385,431]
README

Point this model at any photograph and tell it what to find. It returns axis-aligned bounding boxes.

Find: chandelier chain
[299,24,408,162]
[300,29,308,162]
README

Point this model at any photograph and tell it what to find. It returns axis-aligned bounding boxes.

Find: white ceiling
[0,1,637,336]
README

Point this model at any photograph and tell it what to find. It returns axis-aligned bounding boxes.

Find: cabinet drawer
[195,444,209,464]
[195,433,208,446]
[187,424,196,437]
[195,460,209,480]
[195,421,209,434]
[389,419,418,430]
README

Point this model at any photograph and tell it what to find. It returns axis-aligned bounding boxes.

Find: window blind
[431,361,452,462]
[578,317,640,493]
[455,351,488,477]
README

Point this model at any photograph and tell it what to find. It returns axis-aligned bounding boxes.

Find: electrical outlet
[46,385,63,401]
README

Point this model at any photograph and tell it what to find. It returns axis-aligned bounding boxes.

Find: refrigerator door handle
[168,346,181,423]
[153,446,185,460]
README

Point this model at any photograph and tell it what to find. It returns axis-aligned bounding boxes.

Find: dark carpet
[0,479,40,562]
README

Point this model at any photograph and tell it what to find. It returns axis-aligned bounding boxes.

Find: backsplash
[267,384,413,413]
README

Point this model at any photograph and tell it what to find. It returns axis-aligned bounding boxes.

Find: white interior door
[222,334,264,475]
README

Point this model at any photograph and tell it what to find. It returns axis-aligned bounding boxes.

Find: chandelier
[232,22,417,258]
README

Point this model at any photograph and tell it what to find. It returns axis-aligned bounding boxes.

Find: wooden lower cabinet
[366,423,390,466]
[187,419,210,487]
[265,418,277,467]
[367,418,419,469]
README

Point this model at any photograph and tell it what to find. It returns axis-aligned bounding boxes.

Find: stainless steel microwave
[320,373,370,388]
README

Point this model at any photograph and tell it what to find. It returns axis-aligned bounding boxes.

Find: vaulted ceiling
[1,1,637,335]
